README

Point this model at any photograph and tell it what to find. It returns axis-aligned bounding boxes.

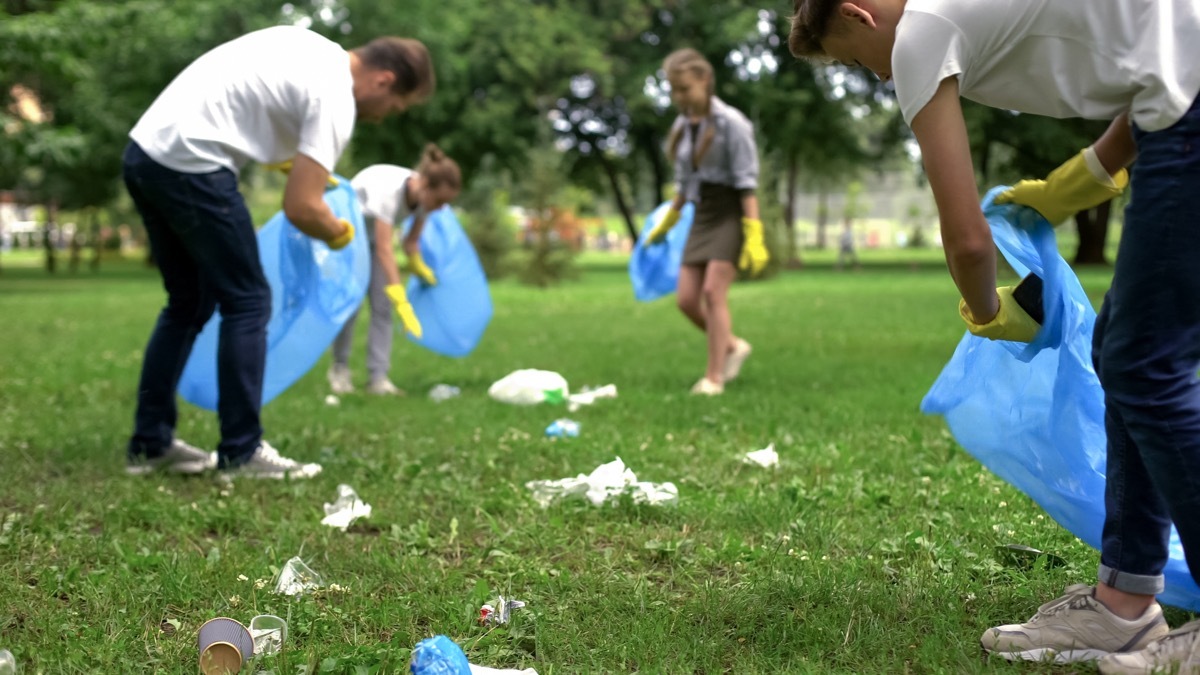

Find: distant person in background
[837,220,859,270]
[646,48,770,396]
[328,144,462,396]
[123,26,434,478]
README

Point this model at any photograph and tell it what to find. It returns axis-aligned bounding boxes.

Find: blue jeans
[1094,97,1200,594]
[123,142,268,467]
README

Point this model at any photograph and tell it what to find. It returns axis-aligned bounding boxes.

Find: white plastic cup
[197,617,253,674]
[0,649,16,675]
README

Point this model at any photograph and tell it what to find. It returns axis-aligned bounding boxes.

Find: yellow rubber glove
[647,207,681,244]
[738,217,769,277]
[385,284,423,338]
[958,286,1041,343]
[325,218,354,250]
[994,148,1128,225]
[409,250,438,286]
[264,159,340,188]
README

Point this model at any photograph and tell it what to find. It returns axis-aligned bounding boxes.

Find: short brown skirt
[683,182,744,265]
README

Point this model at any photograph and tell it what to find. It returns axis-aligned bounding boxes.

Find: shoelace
[1032,585,1094,622]
[257,443,298,469]
[1145,620,1200,662]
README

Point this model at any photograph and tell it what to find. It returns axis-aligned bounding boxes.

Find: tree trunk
[43,201,58,274]
[641,129,667,206]
[1073,200,1112,266]
[784,154,803,268]
[598,153,638,241]
[89,209,102,272]
[816,188,829,250]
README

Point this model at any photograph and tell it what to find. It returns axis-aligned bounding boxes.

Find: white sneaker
[723,338,753,382]
[1099,618,1200,674]
[981,585,1168,663]
[365,377,405,396]
[223,442,322,480]
[690,377,724,396]
[126,438,216,475]
[328,364,354,394]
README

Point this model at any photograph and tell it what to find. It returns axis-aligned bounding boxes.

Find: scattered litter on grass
[742,443,779,468]
[324,394,340,406]
[411,635,540,675]
[274,556,324,596]
[544,419,580,438]
[249,614,287,656]
[429,384,462,402]
[320,484,372,531]
[479,596,527,625]
[566,384,617,412]
[525,457,678,507]
[488,370,567,405]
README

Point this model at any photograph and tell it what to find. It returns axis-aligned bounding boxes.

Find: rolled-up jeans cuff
[1098,563,1164,595]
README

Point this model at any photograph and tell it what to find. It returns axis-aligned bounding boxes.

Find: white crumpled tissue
[742,443,779,469]
[321,484,372,530]
[525,457,678,507]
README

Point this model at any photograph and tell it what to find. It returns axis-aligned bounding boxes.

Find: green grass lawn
[0,255,1191,674]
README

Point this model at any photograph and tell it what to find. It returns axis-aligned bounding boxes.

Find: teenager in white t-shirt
[790,0,1200,670]
[327,145,462,396]
[123,27,435,479]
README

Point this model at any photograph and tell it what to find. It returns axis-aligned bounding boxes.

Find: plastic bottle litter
[320,484,372,531]
[742,443,779,468]
[566,384,617,412]
[274,556,324,596]
[478,596,527,625]
[525,457,678,507]
[544,419,580,438]
[411,635,471,675]
[488,369,568,405]
[249,614,288,656]
[429,384,462,402]
[0,649,15,675]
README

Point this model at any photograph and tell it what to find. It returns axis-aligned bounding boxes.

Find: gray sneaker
[1099,618,1200,674]
[981,585,1169,663]
[328,364,354,394]
[222,442,322,480]
[126,438,216,475]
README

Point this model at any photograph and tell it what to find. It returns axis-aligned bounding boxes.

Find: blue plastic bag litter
[629,201,695,302]
[922,187,1200,611]
[177,176,369,410]
[410,635,470,675]
[399,206,493,357]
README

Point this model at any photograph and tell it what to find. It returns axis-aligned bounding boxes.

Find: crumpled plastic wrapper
[321,484,372,531]
[743,443,779,468]
[567,384,618,412]
[479,596,527,625]
[525,457,678,507]
[274,556,324,596]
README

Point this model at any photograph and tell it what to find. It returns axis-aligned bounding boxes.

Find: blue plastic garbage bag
[629,201,695,302]
[177,176,369,410]
[921,186,1200,611]
[399,206,492,357]
[410,635,470,675]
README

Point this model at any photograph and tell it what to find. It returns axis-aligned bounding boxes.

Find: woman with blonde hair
[647,48,769,396]
[328,143,461,395]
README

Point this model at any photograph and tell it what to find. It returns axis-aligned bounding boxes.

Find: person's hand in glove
[737,217,769,277]
[994,146,1128,225]
[265,159,340,188]
[325,218,354,250]
[958,286,1041,343]
[647,207,681,245]
[403,239,437,285]
[385,283,423,338]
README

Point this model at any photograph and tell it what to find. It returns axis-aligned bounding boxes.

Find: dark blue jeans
[1094,97,1200,594]
[123,142,268,467]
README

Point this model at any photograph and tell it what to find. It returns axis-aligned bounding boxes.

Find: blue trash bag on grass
[921,186,1200,611]
[399,206,493,357]
[177,176,369,410]
[629,201,695,302]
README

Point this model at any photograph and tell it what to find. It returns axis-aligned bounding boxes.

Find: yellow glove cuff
[326,219,354,250]
[958,286,1040,343]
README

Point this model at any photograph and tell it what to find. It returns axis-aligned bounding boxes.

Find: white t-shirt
[892,0,1200,132]
[130,26,356,174]
[351,165,416,225]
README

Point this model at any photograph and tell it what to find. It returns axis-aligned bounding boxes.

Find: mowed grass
[0,254,1191,674]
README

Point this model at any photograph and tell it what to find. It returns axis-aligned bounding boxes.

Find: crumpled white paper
[274,556,324,596]
[488,369,569,405]
[525,457,678,507]
[567,384,618,412]
[321,484,372,531]
[743,443,779,469]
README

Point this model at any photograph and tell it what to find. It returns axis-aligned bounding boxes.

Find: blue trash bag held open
[921,187,1200,611]
[629,201,695,302]
[399,206,492,357]
[177,176,370,410]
